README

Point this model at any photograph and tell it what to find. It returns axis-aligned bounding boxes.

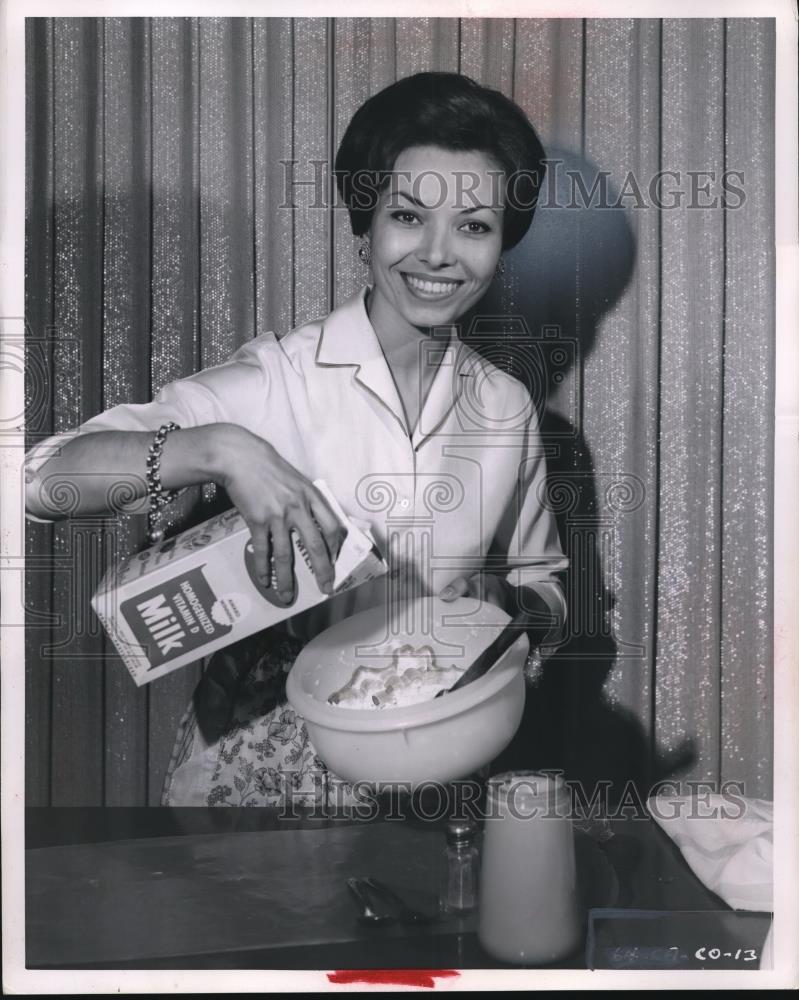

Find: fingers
[307,488,348,564]
[227,442,349,603]
[439,573,513,613]
[291,504,337,596]
[269,517,296,604]
[439,575,475,602]
[246,493,344,605]
[249,524,272,589]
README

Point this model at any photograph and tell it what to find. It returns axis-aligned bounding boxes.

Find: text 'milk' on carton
[91,480,388,685]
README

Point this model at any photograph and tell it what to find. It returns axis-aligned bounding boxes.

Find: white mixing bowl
[286,596,528,788]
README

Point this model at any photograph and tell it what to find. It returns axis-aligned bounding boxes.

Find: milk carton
[91,480,387,685]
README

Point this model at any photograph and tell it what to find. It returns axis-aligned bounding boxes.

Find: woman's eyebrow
[393,188,500,215]
[461,204,501,216]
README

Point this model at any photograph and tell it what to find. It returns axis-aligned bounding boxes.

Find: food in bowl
[285,597,528,787]
[327,643,465,709]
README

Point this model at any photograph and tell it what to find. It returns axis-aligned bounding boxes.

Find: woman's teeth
[403,273,461,297]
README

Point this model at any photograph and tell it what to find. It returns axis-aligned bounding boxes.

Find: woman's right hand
[209,424,347,604]
[24,421,345,605]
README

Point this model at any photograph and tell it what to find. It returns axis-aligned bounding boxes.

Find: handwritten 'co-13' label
[121,565,232,668]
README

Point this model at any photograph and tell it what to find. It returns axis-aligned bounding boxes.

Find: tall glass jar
[477,771,582,965]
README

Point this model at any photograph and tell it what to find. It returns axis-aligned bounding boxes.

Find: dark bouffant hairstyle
[334,72,546,251]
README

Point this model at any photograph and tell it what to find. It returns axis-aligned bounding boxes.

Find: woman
[25,72,568,807]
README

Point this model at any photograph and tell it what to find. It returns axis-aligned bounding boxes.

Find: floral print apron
[161,629,358,808]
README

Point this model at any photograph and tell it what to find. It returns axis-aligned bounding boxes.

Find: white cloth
[647,792,773,969]
[647,793,773,912]
[25,285,568,646]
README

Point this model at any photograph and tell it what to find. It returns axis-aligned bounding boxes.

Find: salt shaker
[440,818,479,913]
[477,771,582,964]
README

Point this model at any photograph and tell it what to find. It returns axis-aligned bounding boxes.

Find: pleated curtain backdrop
[24,17,775,806]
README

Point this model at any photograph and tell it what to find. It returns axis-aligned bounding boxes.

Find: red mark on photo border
[328,969,460,988]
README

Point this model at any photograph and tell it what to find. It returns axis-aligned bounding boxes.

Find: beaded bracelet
[146,421,181,543]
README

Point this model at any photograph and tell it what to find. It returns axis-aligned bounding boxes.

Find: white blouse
[25,285,568,646]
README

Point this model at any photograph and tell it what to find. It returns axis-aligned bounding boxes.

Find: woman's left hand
[438,573,514,614]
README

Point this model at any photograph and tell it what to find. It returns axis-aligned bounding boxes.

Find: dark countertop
[25,806,769,971]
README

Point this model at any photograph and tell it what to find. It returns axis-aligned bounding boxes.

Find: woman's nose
[418,226,455,268]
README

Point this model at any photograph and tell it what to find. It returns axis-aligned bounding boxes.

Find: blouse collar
[315,285,480,446]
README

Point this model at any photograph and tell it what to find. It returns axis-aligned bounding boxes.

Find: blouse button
[398,497,411,509]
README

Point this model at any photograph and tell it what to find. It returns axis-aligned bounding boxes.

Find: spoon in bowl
[435,610,546,698]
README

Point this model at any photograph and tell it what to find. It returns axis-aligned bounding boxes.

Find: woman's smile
[400,271,465,300]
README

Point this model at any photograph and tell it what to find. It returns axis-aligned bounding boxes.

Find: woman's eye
[461,219,492,234]
[390,210,420,225]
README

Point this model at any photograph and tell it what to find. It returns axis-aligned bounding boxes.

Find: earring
[494,255,505,278]
[358,237,371,267]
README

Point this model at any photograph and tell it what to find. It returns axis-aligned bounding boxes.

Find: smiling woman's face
[366,145,505,336]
